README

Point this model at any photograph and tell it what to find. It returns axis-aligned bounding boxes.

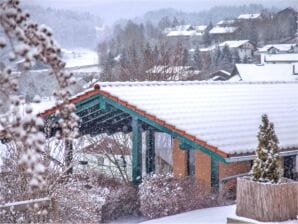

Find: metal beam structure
[45,92,230,186]
[101,95,226,163]
[132,118,142,184]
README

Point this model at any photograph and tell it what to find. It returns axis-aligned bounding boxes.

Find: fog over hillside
[25,0,297,24]
[22,4,103,49]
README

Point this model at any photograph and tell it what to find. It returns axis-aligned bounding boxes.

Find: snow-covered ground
[140,205,297,224]
[62,48,98,68]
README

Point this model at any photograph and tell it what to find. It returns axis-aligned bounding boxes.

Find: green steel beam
[97,112,127,124]
[179,141,193,150]
[99,96,107,110]
[145,129,155,174]
[132,118,142,184]
[80,107,102,121]
[76,95,101,113]
[111,115,131,125]
[100,95,226,163]
[82,109,117,126]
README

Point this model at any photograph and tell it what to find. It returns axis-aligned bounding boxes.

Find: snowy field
[139,205,298,224]
[62,48,98,68]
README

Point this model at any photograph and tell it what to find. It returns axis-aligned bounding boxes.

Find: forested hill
[23,5,103,49]
[139,4,278,25]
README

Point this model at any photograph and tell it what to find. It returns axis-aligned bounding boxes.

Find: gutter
[225,150,298,163]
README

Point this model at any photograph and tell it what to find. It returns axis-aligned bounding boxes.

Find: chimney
[293,64,298,75]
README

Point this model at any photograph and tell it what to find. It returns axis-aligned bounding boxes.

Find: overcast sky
[24,0,297,24]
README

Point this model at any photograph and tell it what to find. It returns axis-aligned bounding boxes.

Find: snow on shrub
[251,114,282,183]
[138,173,209,219]
[52,172,138,223]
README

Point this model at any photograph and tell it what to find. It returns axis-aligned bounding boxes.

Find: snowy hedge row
[138,174,211,219]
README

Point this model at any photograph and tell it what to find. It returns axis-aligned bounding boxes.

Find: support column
[195,150,211,192]
[172,138,187,177]
[145,129,155,174]
[132,118,142,184]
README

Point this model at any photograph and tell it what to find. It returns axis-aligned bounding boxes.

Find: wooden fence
[0,197,54,223]
[236,178,298,222]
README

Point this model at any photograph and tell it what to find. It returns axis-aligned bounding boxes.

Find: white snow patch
[140,205,297,224]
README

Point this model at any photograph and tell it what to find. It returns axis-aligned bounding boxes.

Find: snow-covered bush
[138,173,209,219]
[251,114,282,183]
[52,172,138,223]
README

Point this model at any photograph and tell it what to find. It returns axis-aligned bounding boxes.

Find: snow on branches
[251,114,282,183]
[0,0,78,191]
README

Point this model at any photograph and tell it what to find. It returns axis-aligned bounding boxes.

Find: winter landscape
[0,0,298,223]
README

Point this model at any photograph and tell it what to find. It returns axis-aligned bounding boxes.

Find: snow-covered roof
[174,25,192,31]
[258,44,297,53]
[209,26,238,34]
[264,54,298,63]
[209,70,231,81]
[218,40,252,48]
[232,63,298,81]
[164,25,193,34]
[193,25,208,32]
[217,20,236,26]
[199,46,216,52]
[96,81,298,155]
[237,13,261,19]
[166,25,207,37]
[167,30,202,37]
[41,80,298,157]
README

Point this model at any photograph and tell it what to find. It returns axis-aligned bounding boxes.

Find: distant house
[75,136,132,180]
[209,26,239,43]
[218,40,256,62]
[258,44,298,54]
[274,7,297,39]
[209,70,231,81]
[237,13,262,20]
[229,63,298,81]
[146,65,200,80]
[258,44,298,63]
[165,25,210,47]
[199,40,255,63]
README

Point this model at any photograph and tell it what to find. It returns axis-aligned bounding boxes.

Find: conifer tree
[251,114,282,183]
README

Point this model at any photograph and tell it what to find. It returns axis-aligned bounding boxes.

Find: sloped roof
[237,13,261,19]
[209,26,238,34]
[218,40,252,48]
[258,44,297,53]
[41,81,298,157]
[264,54,298,63]
[167,30,202,37]
[217,20,236,26]
[232,64,298,81]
